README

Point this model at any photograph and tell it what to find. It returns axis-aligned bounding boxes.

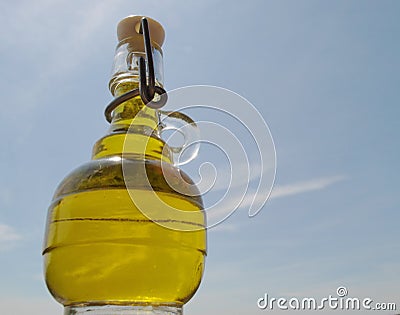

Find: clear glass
[64,305,182,315]
[109,40,164,95]
[44,17,206,311]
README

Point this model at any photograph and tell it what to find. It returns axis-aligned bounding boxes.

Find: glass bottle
[43,16,207,315]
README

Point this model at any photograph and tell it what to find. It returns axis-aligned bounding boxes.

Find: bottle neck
[91,81,172,163]
[109,81,159,133]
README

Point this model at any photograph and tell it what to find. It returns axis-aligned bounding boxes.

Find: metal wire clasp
[105,17,168,123]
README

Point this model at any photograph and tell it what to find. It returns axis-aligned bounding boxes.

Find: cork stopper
[117,15,165,52]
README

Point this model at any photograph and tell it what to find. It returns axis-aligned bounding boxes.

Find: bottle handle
[158,110,200,166]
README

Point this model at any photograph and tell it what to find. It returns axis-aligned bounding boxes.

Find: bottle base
[64,305,183,315]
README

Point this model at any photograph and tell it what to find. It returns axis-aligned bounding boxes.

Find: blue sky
[0,0,399,314]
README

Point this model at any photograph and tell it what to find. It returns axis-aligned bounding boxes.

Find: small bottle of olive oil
[43,16,206,315]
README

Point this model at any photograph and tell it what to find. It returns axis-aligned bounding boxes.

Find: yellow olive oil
[44,188,206,306]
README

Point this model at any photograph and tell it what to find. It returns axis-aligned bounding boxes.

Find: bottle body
[43,157,206,306]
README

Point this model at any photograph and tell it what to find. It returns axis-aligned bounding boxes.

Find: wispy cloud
[0,0,120,115]
[0,223,22,250]
[270,175,347,199]
[206,175,347,224]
